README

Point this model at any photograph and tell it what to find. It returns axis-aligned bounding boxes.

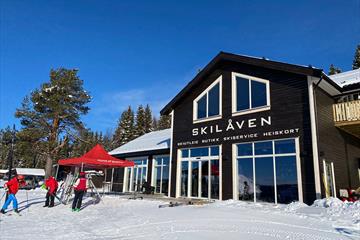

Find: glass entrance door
[124,158,148,192]
[180,146,220,200]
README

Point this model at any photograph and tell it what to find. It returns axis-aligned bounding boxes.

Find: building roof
[15,168,45,176]
[329,68,360,88]
[160,51,339,115]
[109,129,171,157]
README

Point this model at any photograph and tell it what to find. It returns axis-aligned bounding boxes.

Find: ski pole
[0,191,6,203]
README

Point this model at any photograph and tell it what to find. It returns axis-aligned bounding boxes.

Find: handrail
[333,100,360,123]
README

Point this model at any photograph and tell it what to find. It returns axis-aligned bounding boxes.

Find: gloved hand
[4,186,8,192]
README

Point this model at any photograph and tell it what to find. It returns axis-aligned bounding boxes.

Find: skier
[71,172,88,212]
[44,175,58,207]
[0,175,26,214]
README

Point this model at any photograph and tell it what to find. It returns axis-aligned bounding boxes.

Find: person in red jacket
[0,175,25,214]
[44,176,58,207]
[71,172,88,212]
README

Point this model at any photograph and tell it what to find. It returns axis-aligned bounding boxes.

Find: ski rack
[59,173,78,205]
[86,174,102,203]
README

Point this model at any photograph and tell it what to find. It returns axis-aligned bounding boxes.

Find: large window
[180,146,221,199]
[123,158,148,192]
[235,138,300,204]
[152,155,170,196]
[232,72,270,115]
[193,76,222,122]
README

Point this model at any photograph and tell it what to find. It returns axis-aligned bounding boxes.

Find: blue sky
[0,0,359,133]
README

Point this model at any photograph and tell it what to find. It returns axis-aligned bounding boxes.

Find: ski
[158,202,186,208]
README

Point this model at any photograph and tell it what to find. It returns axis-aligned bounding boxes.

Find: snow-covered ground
[0,189,359,240]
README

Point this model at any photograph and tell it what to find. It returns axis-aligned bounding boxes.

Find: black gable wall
[170,61,318,204]
[315,87,360,193]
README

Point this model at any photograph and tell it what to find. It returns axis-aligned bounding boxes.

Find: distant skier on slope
[0,175,26,214]
[44,176,58,208]
[71,172,88,212]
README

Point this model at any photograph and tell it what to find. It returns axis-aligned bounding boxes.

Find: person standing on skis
[71,172,88,212]
[44,176,58,207]
[0,175,26,214]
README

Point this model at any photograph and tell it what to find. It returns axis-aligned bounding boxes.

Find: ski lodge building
[110,52,360,204]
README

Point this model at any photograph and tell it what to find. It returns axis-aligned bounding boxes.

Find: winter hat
[79,172,86,177]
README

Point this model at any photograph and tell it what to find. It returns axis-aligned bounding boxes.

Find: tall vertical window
[232,72,270,115]
[152,155,170,196]
[236,138,300,204]
[193,76,222,122]
[124,158,148,192]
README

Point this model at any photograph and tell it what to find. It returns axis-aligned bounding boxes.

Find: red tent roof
[58,144,134,169]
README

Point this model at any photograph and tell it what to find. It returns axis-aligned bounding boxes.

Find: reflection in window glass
[255,157,275,203]
[237,158,254,201]
[251,81,267,108]
[201,161,209,198]
[190,147,209,157]
[181,161,188,197]
[276,156,298,203]
[162,165,169,196]
[182,149,189,158]
[236,77,250,111]
[197,95,207,119]
[155,166,161,193]
[208,83,220,116]
[210,146,219,156]
[238,143,253,156]
[275,139,296,154]
[254,141,273,155]
[191,162,199,197]
[211,160,220,199]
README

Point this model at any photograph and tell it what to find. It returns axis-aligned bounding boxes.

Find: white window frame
[151,155,170,196]
[232,72,270,116]
[323,160,337,198]
[176,145,222,200]
[193,76,222,123]
[232,137,303,203]
[123,157,149,192]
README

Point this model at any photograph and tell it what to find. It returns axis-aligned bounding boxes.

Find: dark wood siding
[170,61,317,204]
[315,87,360,193]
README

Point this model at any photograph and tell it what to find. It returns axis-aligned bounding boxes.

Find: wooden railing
[333,100,360,124]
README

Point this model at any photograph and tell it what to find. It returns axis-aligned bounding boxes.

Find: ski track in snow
[0,189,359,240]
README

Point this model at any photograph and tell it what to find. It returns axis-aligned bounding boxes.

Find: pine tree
[152,116,158,131]
[135,105,146,137]
[158,115,171,130]
[328,64,342,75]
[113,106,135,147]
[144,104,153,133]
[352,44,360,70]
[15,68,91,177]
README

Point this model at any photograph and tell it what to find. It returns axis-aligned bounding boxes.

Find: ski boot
[75,208,80,212]
[0,209,5,214]
[14,209,19,214]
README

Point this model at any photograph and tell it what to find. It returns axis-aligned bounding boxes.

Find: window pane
[197,95,207,119]
[181,161,188,197]
[276,156,298,203]
[162,165,169,195]
[251,80,267,108]
[237,143,253,156]
[236,77,250,111]
[211,160,220,199]
[254,141,273,155]
[191,162,199,197]
[210,146,219,156]
[155,166,161,193]
[275,139,296,154]
[238,158,254,201]
[201,161,209,198]
[182,149,189,158]
[208,83,220,116]
[255,157,275,203]
[190,147,209,157]
[162,156,170,165]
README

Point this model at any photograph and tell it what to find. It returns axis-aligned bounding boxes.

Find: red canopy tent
[58,144,134,169]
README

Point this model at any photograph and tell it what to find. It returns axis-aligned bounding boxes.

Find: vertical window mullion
[273,141,277,204]
[249,79,252,109]
[252,142,256,203]
[206,93,209,117]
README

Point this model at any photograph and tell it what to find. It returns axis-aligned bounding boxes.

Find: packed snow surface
[0,189,359,240]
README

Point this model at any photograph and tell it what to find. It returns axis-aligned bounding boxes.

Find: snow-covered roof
[109,129,171,156]
[329,68,360,88]
[15,168,45,176]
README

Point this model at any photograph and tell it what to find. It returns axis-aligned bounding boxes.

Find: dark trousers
[45,191,56,207]
[72,190,85,209]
